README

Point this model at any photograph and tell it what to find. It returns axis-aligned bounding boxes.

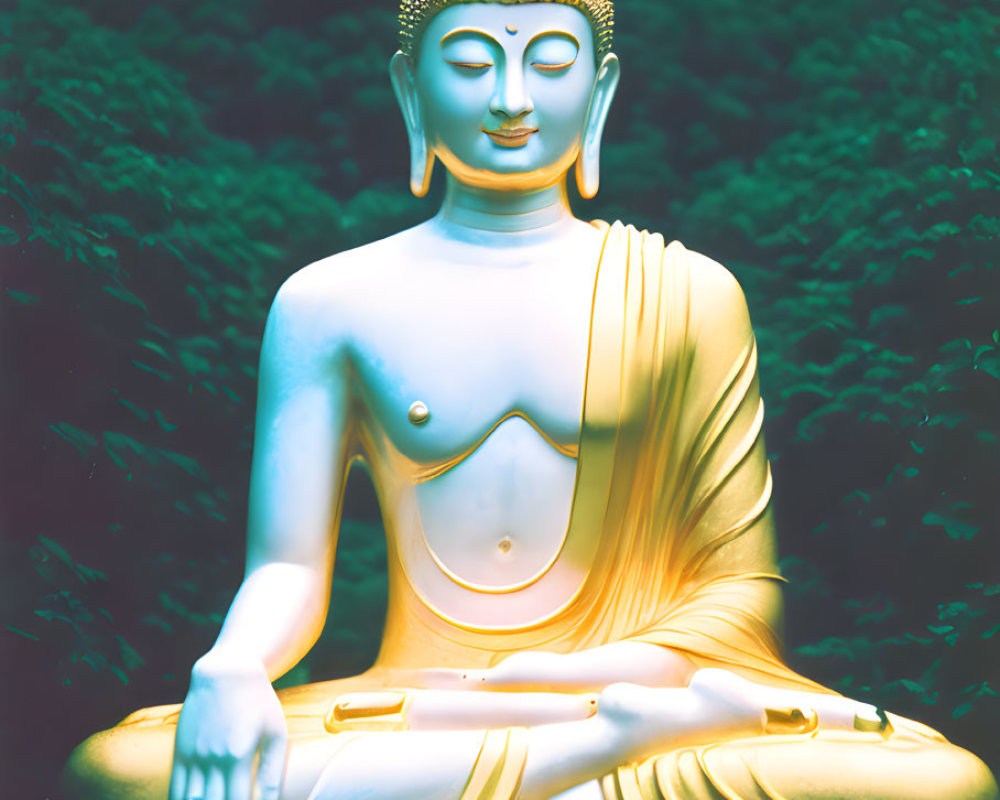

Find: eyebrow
[440,28,501,48]
[525,30,581,49]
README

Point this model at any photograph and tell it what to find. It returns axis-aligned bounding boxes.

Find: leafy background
[1,0,997,794]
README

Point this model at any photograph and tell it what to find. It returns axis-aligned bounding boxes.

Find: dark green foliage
[1,0,996,794]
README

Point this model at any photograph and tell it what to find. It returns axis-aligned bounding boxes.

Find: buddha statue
[64,1,999,799]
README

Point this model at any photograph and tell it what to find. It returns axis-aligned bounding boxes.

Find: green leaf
[137,340,171,360]
[103,284,147,313]
[5,625,39,641]
[49,423,97,457]
[154,409,177,432]
[116,635,145,671]
[39,535,105,584]
[179,350,212,376]
[0,225,19,244]
[131,360,173,382]
[34,609,72,624]
[6,288,38,304]
[922,512,978,540]
[977,351,1000,380]
[115,396,150,421]
[162,451,208,480]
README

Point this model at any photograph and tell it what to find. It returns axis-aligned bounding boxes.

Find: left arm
[424,642,695,692]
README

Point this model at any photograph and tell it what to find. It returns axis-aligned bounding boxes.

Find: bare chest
[349,252,598,468]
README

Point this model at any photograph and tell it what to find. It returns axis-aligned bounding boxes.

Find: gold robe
[65,222,998,800]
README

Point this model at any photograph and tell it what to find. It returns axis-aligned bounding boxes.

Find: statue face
[414,2,599,190]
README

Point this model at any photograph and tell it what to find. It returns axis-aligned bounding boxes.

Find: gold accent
[505,24,518,34]
[762,706,819,736]
[498,537,512,553]
[459,728,529,800]
[408,400,430,425]
[413,409,577,483]
[532,61,576,72]
[445,59,494,69]
[854,706,894,736]
[399,0,614,57]
[324,691,412,733]
[420,515,568,594]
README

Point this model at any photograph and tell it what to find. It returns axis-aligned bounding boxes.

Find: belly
[413,416,577,593]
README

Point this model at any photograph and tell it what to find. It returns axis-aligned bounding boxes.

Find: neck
[435,174,577,242]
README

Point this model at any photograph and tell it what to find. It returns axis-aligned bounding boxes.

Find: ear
[575,53,620,199]
[390,51,435,197]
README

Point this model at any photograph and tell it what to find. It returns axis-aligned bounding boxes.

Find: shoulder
[606,222,753,338]
[671,244,754,341]
[609,222,748,313]
[653,241,757,368]
[678,247,749,316]
[266,226,422,346]
[273,233,400,316]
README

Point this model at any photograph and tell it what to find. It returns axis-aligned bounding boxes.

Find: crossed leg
[64,673,998,800]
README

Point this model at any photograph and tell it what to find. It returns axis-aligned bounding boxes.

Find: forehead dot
[505,24,518,35]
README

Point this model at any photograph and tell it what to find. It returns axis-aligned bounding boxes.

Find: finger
[417,668,481,689]
[227,757,253,800]
[482,651,561,687]
[255,732,287,800]
[186,765,206,800]
[461,669,491,685]
[168,762,188,800]
[205,765,226,800]
[480,664,544,688]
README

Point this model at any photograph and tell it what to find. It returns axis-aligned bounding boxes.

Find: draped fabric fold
[534,221,826,693]
[459,728,529,800]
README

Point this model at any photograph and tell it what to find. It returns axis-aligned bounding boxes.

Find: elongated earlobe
[389,51,435,197]
[407,130,435,198]
[575,53,621,199]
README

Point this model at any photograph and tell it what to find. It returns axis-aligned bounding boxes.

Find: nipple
[408,400,430,425]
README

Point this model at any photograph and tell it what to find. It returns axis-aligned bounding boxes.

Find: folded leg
[603,723,999,800]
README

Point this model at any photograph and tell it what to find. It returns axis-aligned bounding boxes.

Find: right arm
[170,267,352,800]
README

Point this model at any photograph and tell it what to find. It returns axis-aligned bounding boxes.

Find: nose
[489,61,534,119]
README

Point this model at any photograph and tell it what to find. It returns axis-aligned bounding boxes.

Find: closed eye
[526,31,579,75]
[531,60,575,73]
[445,59,493,71]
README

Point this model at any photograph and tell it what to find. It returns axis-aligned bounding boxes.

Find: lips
[483,125,539,148]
